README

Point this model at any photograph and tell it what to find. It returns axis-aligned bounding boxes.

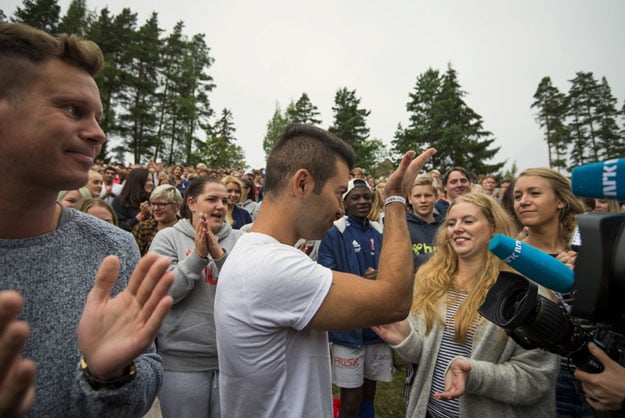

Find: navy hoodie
[407,209,444,271]
[317,215,385,348]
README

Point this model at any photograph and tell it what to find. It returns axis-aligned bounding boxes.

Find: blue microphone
[571,158,625,200]
[488,234,574,293]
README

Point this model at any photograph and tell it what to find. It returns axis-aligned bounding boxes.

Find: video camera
[478,158,625,373]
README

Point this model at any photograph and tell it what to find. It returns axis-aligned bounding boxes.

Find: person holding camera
[513,167,589,417]
[574,343,625,413]
[373,193,559,417]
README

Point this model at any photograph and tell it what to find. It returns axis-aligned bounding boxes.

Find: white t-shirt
[215,232,333,418]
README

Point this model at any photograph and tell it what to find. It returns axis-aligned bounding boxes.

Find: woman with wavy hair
[513,167,588,417]
[513,168,584,256]
[374,193,559,417]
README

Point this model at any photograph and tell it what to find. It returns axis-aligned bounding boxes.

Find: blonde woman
[374,193,559,417]
[513,167,588,417]
[132,184,182,255]
[221,175,252,229]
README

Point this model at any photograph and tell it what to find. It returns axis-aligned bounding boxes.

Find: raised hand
[77,253,174,380]
[0,291,36,418]
[384,148,436,201]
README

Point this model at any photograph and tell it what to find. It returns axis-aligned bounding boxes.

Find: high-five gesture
[77,254,174,379]
[384,148,437,200]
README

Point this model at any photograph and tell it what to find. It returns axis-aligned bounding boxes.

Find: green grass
[332,354,407,418]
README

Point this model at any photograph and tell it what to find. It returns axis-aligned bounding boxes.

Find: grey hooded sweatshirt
[149,218,243,371]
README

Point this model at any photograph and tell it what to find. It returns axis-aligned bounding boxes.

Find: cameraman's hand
[574,342,625,411]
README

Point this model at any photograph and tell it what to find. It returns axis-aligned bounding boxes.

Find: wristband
[80,356,136,390]
[384,195,407,207]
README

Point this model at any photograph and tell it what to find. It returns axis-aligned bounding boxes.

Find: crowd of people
[2,22,625,418]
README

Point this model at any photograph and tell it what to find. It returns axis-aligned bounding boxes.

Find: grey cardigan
[394,304,559,417]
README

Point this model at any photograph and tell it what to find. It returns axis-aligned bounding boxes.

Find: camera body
[478,270,625,373]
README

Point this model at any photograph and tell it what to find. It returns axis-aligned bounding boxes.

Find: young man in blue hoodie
[318,178,393,418]
[407,174,445,272]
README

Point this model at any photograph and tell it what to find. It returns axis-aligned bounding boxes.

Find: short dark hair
[0,23,104,100]
[264,124,355,198]
[442,166,471,186]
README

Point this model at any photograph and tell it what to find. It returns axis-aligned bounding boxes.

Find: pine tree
[183,33,216,162]
[286,93,322,125]
[87,7,132,161]
[263,104,290,156]
[393,65,503,175]
[12,0,60,32]
[195,108,245,167]
[531,76,570,170]
[116,12,162,163]
[213,108,236,143]
[57,0,93,36]
[567,71,601,167]
[595,77,624,160]
[329,87,381,171]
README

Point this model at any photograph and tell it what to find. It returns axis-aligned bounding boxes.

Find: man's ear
[292,169,313,197]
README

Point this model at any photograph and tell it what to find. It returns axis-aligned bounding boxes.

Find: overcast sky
[4,0,625,173]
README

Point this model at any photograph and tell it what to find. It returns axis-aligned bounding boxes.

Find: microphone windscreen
[489,234,574,292]
[571,158,625,200]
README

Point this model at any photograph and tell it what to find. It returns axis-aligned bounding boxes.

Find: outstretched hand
[371,319,411,346]
[434,358,472,401]
[384,148,436,200]
[0,291,36,418]
[77,253,174,380]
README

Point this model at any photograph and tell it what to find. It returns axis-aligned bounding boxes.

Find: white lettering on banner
[602,159,618,197]
[503,240,523,264]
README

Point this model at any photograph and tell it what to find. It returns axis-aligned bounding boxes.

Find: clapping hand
[0,291,36,418]
[77,253,174,380]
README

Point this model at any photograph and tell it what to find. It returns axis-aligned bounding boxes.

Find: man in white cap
[317,178,392,418]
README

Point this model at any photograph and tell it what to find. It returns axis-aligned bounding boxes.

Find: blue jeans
[556,366,594,418]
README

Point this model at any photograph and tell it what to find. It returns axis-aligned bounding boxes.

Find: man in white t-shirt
[215,123,435,417]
